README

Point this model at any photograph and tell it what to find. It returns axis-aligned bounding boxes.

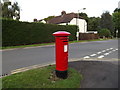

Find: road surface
[2,39,118,75]
[69,60,119,88]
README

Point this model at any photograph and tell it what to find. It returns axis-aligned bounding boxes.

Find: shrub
[98,28,111,38]
[2,19,77,46]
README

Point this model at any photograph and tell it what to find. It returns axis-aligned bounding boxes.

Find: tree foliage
[79,13,100,31]
[0,2,2,17]
[112,12,120,32]
[1,1,20,20]
[100,11,114,35]
[44,16,55,22]
[114,8,120,12]
[88,17,100,31]
[79,12,88,22]
[112,8,120,37]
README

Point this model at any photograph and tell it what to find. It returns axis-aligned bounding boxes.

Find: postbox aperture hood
[53,31,71,37]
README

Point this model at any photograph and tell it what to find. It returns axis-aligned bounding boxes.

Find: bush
[2,19,77,46]
[98,28,111,38]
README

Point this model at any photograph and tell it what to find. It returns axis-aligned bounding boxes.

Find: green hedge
[2,19,77,46]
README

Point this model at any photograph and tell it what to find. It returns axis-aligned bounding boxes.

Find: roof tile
[48,12,83,24]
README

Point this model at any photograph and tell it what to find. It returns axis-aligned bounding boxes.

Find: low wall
[79,33,99,40]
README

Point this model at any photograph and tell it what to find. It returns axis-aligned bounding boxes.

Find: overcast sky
[5,0,120,22]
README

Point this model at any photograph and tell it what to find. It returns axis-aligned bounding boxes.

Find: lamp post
[116,30,118,38]
[76,8,86,41]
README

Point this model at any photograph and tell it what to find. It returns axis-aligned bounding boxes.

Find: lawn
[2,65,82,88]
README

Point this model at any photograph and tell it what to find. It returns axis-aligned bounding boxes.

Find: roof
[47,12,83,24]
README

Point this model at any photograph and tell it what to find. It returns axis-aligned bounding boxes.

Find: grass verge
[1,38,113,50]
[1,42,55,50]
[2,65,82,88]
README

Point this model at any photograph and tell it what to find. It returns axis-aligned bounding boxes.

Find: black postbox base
[55,70,68,79]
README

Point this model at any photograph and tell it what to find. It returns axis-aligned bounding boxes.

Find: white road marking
[102,50,106,52]
[106,49,110,51]
[98,55,104,58]
[104,53,109,55]
[116,49,118,51]
[83,58,119,61]
[97,52,102,54]
[108,51,112,53]
[83,48,117,59]
[110,48,113,50]
[90,54,96,56]
[112,50,116,52]
[83,56,90,59]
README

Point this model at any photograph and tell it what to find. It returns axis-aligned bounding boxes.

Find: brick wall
[79,33,99,40]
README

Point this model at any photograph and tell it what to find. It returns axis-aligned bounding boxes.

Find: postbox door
[55,37,69,71]
[62,37,68,70]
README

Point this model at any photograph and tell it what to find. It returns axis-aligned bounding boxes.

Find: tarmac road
[69,60,119,88]
[2,39,118,75]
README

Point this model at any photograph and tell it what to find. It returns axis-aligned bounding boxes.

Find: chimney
[33,18,37,22]
[61,11,66,15]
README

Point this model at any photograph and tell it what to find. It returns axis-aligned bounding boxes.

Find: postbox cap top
[53,31,71,36]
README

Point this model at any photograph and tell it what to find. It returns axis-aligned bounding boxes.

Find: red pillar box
[53,31,71,79]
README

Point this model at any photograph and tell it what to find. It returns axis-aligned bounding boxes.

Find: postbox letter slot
[63,41,68,42]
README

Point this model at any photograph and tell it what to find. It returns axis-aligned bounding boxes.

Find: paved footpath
[69,60,119,88]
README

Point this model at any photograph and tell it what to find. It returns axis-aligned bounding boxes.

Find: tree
[79,12,88,22]
[12,2,20,20]
[44,16,55,23]
[100,11,114,36]
[112,8,120,37]
[2,1,20,20]
[2,2,12,18]
[0,1,2,17]
[88,17,101,31]
[114,8,120,12]
[79,13,101,31]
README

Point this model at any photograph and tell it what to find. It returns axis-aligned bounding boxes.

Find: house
[33,18,46,23]
[47,11,87,33]
[39,19,46,23]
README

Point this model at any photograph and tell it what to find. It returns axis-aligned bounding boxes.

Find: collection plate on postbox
[64,45,68,52]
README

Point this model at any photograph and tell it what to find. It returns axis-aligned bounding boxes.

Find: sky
[2,0,120,22]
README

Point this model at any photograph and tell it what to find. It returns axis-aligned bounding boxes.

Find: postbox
[53,31,71,79]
